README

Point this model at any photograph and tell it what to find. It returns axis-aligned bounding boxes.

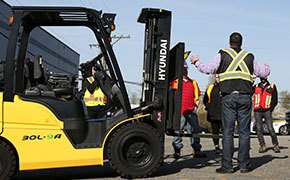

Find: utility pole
[89,34,130,69]
[89,34,131,49]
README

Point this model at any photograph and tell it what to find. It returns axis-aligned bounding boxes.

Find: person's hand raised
[190,54,199,65]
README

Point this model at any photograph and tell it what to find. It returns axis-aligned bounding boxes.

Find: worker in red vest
[171,58,206,159]
[253,76,279,153]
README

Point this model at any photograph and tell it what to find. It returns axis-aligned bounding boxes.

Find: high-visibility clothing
[218,48,253,83]
[203,83,221,121]
[253,83,275,110]
[206,84,215,103]
[217,48,254,94]
[84,77,107,107]
[171,78,200,114]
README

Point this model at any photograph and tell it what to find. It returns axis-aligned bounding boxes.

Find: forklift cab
[5,7,131,111]
[2,6,134,145]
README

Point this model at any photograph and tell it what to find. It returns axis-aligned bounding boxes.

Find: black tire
[0,141,17,180]
[107,122,163,178]
[279,125,289,135]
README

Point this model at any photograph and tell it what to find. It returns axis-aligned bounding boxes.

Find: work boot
[258,144,266,153]
[193,149,207,158]
[273,144,280,153]
[216,167,234,174]
[214,145,221,154]
[173,149,181,159]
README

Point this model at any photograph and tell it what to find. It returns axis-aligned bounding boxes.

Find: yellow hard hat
[184,51,191,60]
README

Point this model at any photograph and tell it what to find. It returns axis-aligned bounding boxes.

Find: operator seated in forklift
[82,66,110,118]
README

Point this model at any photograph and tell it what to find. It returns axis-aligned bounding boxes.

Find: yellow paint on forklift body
[0,94,152,171]
[0,93,3,133]
[1,95,103,170]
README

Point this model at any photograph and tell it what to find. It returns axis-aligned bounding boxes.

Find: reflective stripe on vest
[87,76,95,84]
[218,48,253,83]
[84,77,106,107]
[253,83,274,110]
[206,84,214,103]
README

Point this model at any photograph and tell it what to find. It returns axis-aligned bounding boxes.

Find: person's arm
[190,54,221,74]
[253,60,271,78]
[270,84,278,112]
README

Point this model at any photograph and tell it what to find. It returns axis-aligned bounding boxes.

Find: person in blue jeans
[190,32,270,173]
[172,110,205,158]
[171,60,206,159]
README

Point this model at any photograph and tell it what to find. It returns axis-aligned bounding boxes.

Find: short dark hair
[229,32,243,47]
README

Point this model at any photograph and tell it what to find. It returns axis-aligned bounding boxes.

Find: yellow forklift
[0,6,186,179]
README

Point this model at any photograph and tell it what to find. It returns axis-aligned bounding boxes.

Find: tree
[279,90,290,110]
[129,91,140,105]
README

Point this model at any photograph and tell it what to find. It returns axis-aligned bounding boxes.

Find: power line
[79,0,86,7]
[101,0,110,11]
[14,0,22,5]
[88,0,99,9]
[87,0,95,8]
[89,35,131,48]
[45,27,95,57]
[124,80,142,86]
[100,0,129,36]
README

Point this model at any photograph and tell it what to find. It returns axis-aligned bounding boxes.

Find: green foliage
[197,110,212,133]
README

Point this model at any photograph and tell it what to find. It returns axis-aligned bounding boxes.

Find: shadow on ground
[12,162,118,180]
[12,147,289,179]
[153,147,289,177]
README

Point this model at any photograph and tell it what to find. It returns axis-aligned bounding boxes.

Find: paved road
[13,135,290,180]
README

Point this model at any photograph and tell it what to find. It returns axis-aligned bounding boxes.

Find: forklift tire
[107,122,164,178]
[0,141,17,180]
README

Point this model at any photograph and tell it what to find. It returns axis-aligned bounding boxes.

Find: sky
[4,0,290,94]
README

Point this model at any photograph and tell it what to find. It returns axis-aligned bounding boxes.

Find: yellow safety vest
[218,48,253,83]
[84,77,106,107]
[206,84,214,103]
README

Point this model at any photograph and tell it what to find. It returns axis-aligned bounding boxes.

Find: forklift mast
[138,8,184,134]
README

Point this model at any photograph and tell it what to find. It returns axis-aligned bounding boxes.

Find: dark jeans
[211,121,222,146]
[254,110,278,146]
[172,111,202,151]
[221,93,252,170]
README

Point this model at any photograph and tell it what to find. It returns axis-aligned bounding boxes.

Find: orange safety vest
[84,77,107,107]
[253,83,275,110]
[170,78,200,105]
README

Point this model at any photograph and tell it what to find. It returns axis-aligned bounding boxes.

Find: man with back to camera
[253,76,280,153]
[190,32,270,173]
